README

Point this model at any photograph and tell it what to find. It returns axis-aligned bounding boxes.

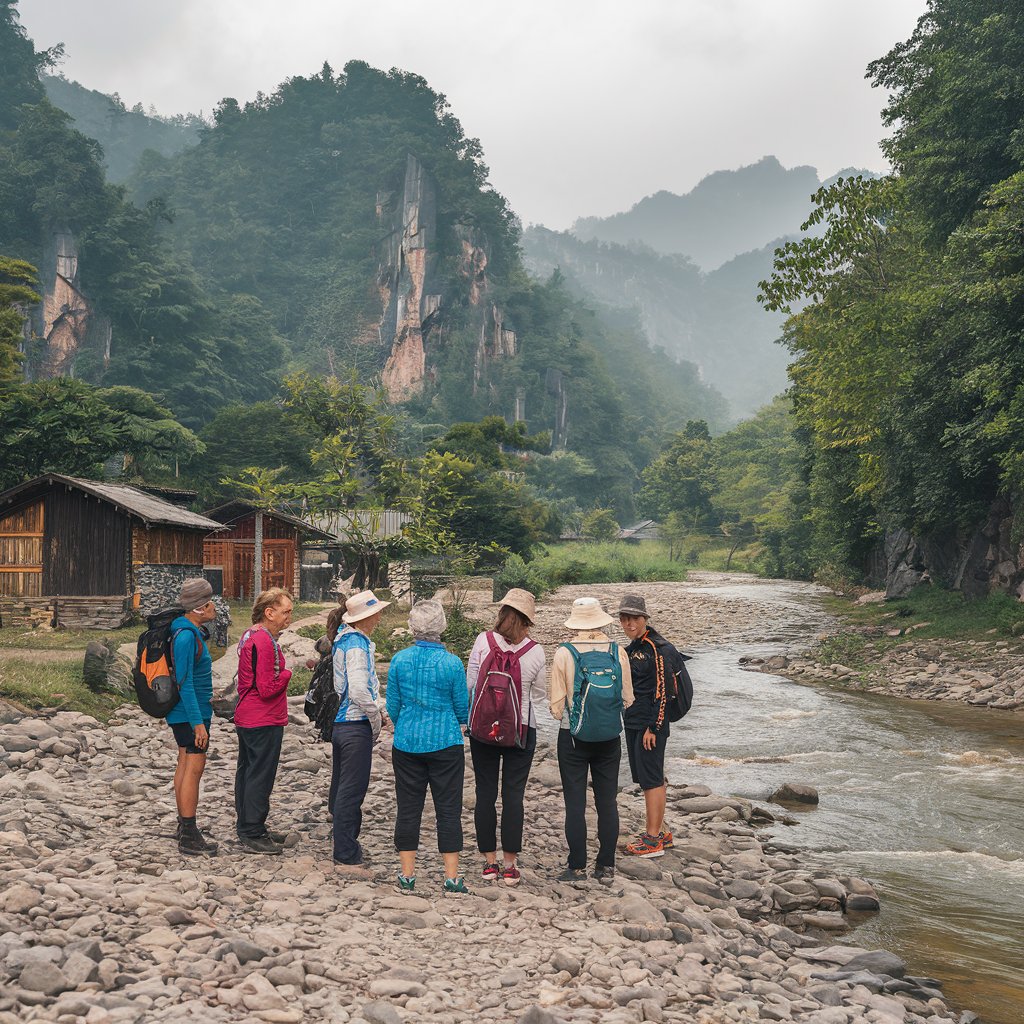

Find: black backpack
[303,652,339,742]
[133,607,198,718]
[664,646,694,722]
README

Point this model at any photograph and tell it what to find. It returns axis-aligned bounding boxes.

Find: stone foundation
[134,564,203,617]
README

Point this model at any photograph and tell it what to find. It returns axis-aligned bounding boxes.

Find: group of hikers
[161,577,692,896]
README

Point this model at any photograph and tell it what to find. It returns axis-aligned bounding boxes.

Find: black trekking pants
[392,744,465,853]
[557,729,621,870]
[234,725,284,839]
[469,728,536,854]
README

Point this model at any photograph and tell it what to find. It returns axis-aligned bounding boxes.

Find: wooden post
[254,511,264,596]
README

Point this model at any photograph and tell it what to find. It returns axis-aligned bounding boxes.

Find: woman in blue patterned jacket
[386,599,470,896]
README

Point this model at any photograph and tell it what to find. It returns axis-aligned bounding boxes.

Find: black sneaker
[266,830,288,844]
[238,834,283,855]
[594,865,615,883]
[556,867,587,882]
[178,823,218,856]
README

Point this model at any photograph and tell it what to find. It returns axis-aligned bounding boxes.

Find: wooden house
[0,474,223,628]
[203,501,333,601]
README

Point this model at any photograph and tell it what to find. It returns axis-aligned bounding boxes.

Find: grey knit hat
[178,577,214,611]
[616,594,649,618]
[408,599,447,640]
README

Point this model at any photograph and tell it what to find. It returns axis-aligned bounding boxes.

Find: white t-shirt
[467,631,548,730]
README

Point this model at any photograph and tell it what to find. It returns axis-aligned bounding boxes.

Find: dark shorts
[170,719,211,754]
[624,726,669,791]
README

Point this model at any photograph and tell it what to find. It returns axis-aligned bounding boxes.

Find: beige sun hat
[499,587,537,624]
[342,589,391,624]
[563,597,613,631]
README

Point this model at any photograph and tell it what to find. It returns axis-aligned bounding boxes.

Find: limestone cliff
[377,155,516,404]
[30,229,109,379]
[379,156,439,401]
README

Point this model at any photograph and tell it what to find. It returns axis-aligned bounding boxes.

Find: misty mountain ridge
[572,155,879,270]
[522,226,792,417]
[41,74,202,183]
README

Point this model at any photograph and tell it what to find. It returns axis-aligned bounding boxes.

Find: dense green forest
[5,0,1021,593]
[752,0,1024,583]
[0,0,731,555]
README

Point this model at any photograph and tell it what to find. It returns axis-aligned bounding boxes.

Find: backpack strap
[170,625,203,666]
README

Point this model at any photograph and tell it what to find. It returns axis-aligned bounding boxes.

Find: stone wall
[134,563,203,617]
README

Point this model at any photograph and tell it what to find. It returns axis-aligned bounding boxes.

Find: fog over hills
[526,158,879,418]
[571,155,872,272]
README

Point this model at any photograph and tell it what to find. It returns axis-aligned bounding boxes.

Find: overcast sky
[18,0,926,229]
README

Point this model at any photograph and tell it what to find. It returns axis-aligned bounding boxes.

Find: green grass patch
[0,658,129,721]
[824,584,1024,642]
[524,541,689,594]
[0,621,142,652]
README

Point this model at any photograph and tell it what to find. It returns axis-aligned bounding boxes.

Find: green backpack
[560,642,624,742]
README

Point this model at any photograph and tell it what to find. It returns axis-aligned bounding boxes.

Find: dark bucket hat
[616,594,649,618]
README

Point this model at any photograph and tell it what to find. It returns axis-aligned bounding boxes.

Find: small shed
[0,474,223,628]
[203,501,333,601]
[618,519,661,542]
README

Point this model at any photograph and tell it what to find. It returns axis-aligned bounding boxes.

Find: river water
[671,576,1024,1024]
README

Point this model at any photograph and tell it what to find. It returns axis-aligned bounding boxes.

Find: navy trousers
[331,721,373,864]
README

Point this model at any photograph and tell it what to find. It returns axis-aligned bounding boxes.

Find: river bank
[0,703,962,1024]
[0,574,974,1024]
[746,591,1024,712]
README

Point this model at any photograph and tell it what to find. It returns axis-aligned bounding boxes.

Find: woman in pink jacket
[234,587,294,854]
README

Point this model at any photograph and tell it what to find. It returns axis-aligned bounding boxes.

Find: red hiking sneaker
[661,830,673,849]
[624,832,665,858]
[502,862,521,887]
[482,863,500,882]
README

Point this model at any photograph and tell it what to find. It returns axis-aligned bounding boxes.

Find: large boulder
[82,642,133,696]
[770,783,819,805]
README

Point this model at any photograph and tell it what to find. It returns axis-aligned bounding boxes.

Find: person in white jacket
[330,590,389,868]
[466,588,547,887]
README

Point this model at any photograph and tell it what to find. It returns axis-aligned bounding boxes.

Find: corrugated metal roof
[0,474,223,531]
[205,500,335,540]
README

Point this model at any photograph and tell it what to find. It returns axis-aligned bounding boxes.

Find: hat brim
[616,607,649,618]
[563,612,613,630]
[498,599,535,624]
[343,600,391,624]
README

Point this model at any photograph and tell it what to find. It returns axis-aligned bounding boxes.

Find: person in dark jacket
[618,594,677,858]
[165,577,218,856]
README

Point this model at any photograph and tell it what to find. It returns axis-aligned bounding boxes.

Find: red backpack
[469,632,537,748]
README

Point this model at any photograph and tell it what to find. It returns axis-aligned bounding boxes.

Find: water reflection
[670,632,1024,1024]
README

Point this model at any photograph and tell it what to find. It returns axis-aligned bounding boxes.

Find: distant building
[203,501,334,602]
[618,519,661,542]
[0,474,223,628]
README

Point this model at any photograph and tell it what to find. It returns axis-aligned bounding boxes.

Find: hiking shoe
[661,830,673,849]
[481,863,500,882]
[624,832,665,858]
[593,864,615,883]
[239,834,283,855]
[501,862,521,887]
[556,867,587,882]
[395,873,416,893]
[443,876,470,897]
[266,830,288,844]
[178,823,217,856]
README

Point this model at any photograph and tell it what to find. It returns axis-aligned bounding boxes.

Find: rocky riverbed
[749,629,1024,713]
[0,575,976,1024]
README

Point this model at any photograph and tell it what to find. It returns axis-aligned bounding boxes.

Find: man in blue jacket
[165,578,218,856]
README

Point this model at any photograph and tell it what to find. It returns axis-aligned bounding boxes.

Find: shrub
[492,554,547,601]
